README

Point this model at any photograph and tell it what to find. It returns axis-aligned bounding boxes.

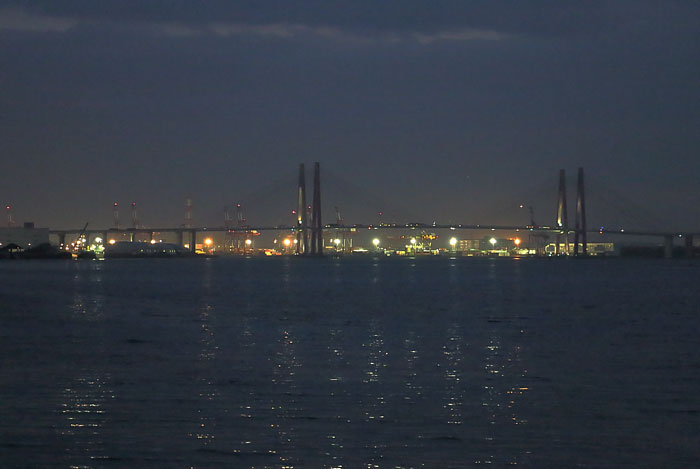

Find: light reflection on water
[191,302,219,448]
[442,322,463,426]
[361,319,388,466]
[1,257,699,467]
[60,374,113,468]
[272,327,301,467]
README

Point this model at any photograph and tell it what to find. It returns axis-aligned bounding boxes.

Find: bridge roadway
[50,223,699,258]
[50,223,700,238]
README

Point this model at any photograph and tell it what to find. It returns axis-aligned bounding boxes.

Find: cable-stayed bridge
[49,164,699,258]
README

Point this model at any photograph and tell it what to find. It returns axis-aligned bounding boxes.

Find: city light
[334,238,341,245]
[449,237,457,247]
[489,237,497,247]
[514,238,521,246]
[245,239,252,246]
[283,238,291,247]
[109,239,116,245]
[150,239,156,244]
[204,238,213,246]
[372,238,380,247]
[94,237,103,244]
[410,238,416,244]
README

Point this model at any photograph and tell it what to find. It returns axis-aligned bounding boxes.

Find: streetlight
[372,238,380,250]
[449,237,457,252]
[489,237,497,250]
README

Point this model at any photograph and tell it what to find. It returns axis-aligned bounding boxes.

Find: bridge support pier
[190,230,197,254]
[129,232,135,242]
[176,231,184,247]
[685,234,694,258]
[664,235,674,259]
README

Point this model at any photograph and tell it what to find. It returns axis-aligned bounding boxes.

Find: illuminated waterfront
[1,257,699,466]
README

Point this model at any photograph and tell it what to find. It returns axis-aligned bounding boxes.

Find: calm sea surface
[1,257,699,468]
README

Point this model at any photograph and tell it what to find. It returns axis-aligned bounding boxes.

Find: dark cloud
[4,0,699,39]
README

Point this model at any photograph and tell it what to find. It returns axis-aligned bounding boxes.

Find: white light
[245,239,252,246]
[94,237,103,244]
[334,238,341,245]
[449,237,457,246]
[150,239,156,244]
[410,238,416,244]
[372,238,380,246]
[283,238,291,246]
[489,237,497,246]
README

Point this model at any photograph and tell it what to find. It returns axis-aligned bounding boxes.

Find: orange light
[204,238,213,246]
[514,238,521,246]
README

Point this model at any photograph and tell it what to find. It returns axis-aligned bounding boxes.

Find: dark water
[1,257,699,468]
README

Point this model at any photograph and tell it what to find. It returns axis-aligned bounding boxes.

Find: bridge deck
[49,224,699,238]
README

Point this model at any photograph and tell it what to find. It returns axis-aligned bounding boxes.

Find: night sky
[2,1,699,230]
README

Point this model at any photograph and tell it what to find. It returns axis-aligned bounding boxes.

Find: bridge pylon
[573,167,587,256]
[131,202,139,229]
[296,164,308,254]
[556,169,569,255]
[310,162,323,256]
[184,197,193,228]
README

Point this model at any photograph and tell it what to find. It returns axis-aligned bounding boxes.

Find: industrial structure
[8,165,694,259]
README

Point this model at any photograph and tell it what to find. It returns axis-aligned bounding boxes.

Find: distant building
[458,237,516,253]
[104,241,191,258]
[0,225,49,249]
[544,242,614,256]
[458,239,481,253]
